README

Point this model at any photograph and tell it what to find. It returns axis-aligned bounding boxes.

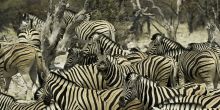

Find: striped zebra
[36,85,143,110]
[96,53,177,87]
[159,93,220,109]
[64,47,130,69]
[20,13,45,32]
[151,103,205,110]
[187,41,220,56]
[18,29,41,50]
[0,92,61,110]
[83,34,129,56]
[118,72,209,109]
[147,33,186,57]
[147,33,220,89]
[54,64,106,90]
[177,50,220,89]
[42,71,143,110]
[126,51,150,64]
[0,43,48,100]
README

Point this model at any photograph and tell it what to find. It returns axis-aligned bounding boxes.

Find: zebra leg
[19,68,34,100]
[0,71,5,92]
[177,68,185,88]
[3,77,12,93]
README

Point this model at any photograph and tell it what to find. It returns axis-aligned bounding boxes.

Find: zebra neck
[137,78,180,108]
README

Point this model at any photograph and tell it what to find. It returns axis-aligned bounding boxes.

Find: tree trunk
[187,12,194,33]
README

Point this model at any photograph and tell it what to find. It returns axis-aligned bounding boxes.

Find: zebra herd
[0,8,220,110]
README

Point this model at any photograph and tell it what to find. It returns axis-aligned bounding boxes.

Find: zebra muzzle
[118,96,127,108]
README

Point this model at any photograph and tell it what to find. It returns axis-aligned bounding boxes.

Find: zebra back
[161,94,220,109]
[75,20,116,41]
[187,41,220,57]
[126,51,150,64]
[56,64,107,90]
[152,103,204,110]
[97,88,143,110]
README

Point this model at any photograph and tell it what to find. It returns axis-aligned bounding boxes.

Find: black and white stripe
[187,41,220,56]
[64,47,130,69]
[0,43,48,100]
[42,72,142,110]
[96,54,177,87]
[83,34,129,56]
[147,33,220,89]
[118,72,210,109]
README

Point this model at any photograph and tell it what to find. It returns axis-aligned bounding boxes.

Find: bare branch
[136,0,142,9]
[130,0,138,10]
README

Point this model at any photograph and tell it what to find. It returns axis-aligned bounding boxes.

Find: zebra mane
[130,48,141,52]
[125,72,153,83]
[0,92,16,101]
[99,33,124,50]
[151,33,164,40]
[64,9,77,14]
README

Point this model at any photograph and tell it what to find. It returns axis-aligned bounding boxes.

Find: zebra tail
[211,50,220,89]
[36,54,49,86]
[110,28,116,41]
[215,54,220,89]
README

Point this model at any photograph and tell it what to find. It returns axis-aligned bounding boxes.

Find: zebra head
[19,13,33,31]
[64,48,97,69]
[64,48,81,69]
[147,33,165,55]
[96,55,110,74]
[119,72,139,108]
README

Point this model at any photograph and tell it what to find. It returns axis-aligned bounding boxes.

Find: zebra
[118,72,210,109]
[42,71,143,110]
[151,103,205,110]
[147,33,186,55]
[82,33,129,57]
[96,53,177,87]
[36,84,143,110]
[147,33,220,89]
[19,13,45,32]
[54,64,106,90]
[126,50,150,64]
[187,41,220,56]
[158,93,220,109]
[0,92,59,110]
[18,28,42,50]
[0,43,48,100]
[0,93,46,110]
[64,47,130,69]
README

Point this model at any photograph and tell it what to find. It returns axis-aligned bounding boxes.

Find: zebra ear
[151,33,163,43]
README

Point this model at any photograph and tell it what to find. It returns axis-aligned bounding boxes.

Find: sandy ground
[3,23,210,100]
